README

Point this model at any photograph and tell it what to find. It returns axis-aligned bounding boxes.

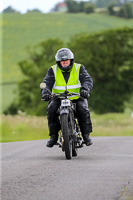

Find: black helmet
[55,48,74,72]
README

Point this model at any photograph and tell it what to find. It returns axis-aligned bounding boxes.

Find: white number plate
[61,99,71,107]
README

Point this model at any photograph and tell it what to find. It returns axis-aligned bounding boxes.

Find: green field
[2,12,133,82]
[1,12,133,111]
[0,112,133,142]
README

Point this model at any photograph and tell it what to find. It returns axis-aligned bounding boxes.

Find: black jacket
[42,64,93,95]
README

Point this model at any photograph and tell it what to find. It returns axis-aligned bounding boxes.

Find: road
[0,137,133,200]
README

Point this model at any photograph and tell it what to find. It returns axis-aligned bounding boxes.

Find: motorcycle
[40,83,86,160]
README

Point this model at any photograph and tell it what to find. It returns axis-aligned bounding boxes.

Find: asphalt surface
[0,137,133,200]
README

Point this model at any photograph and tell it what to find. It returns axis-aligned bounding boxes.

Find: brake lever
[79,94,90,100]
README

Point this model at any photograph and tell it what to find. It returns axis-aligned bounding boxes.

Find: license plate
[61,99,71,107]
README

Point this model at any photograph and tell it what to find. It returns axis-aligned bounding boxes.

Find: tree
[65,0,80,13]
[26,9,43,14]
[118,3,133,18]
[108,3,116,15]
[79,1,87,12]
[64,0,95,13]
[5,28,133,115]
[16,39,63,115]
[96,0,119,8]
[68,28,133,113]
[3,6,19,13]
[84,3,95,14]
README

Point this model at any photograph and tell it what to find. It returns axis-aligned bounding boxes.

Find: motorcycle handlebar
[41,91,90,101]
[40,83,90,101]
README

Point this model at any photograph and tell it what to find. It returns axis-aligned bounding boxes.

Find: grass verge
[0,112,133,142]
[0,115,49,142]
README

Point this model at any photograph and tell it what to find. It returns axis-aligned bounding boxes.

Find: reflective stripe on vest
[52,63,81,100]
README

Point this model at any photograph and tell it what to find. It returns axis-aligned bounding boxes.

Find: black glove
[42,92,51,101]
[80,88,89,99]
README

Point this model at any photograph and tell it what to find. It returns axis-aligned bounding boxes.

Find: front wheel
[61,113,72,160]
[72,141,78,157]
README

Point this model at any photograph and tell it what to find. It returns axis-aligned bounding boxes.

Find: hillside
[2,13,133,83]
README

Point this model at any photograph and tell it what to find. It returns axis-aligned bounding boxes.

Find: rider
[41,48,93,148]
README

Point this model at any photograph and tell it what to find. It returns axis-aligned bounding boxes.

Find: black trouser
[47,98,92,137]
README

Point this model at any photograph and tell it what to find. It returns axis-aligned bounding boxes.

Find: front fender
[60,108,69,115]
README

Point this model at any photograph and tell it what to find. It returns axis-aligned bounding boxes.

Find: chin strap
[61,67,73,73]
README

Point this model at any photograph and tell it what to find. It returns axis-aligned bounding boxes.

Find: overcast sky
[0,0,64,13]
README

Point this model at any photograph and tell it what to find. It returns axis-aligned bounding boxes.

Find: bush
[4,102,18,115]
[84,4,95,14]
[108,4,116,15]
[65,0,80,13]
[118,3,133,18]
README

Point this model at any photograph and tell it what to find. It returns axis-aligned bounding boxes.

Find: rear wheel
[61,113,72,160]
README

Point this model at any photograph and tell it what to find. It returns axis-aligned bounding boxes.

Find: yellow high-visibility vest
[52,63,81,100]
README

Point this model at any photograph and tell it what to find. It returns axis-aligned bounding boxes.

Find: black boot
[83,134,93,146]
[46,135,58,148]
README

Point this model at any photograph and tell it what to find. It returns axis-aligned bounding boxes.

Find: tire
[72,142,78,157]
[72,121,78,157]
[61,113,72,160]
